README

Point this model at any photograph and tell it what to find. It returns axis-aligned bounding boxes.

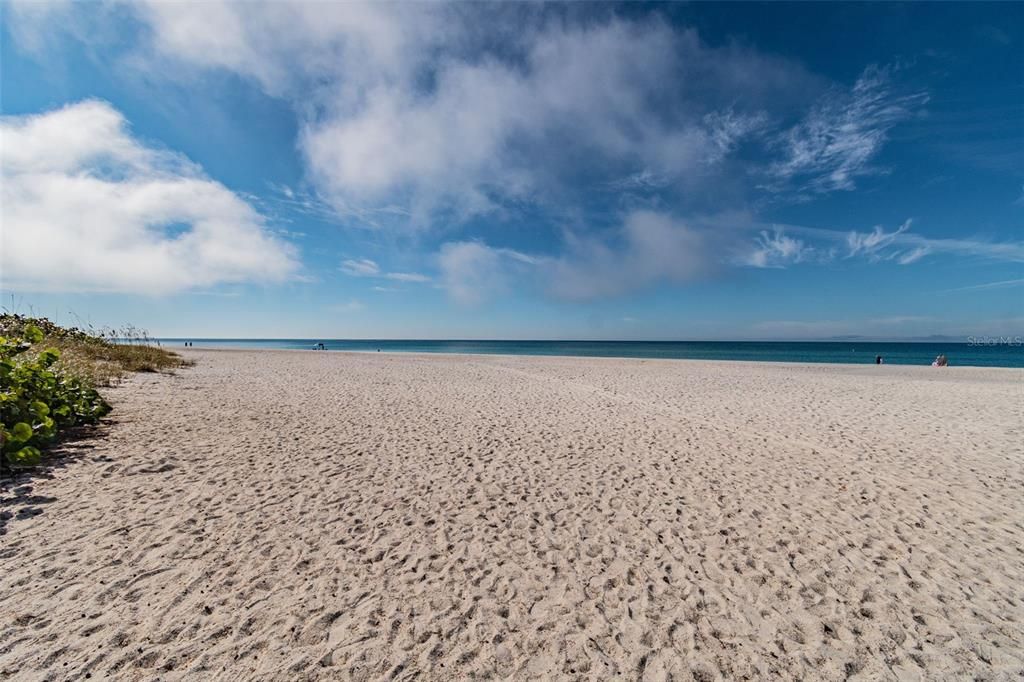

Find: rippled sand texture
[1,350,1022,681]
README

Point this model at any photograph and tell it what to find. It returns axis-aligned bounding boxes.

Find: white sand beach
[1,349,1022,680]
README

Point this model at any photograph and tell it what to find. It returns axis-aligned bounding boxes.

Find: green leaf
[37,415,56,432]
[24,325,44,344]
[8,446,42,467]
[10,422,32,442]
[30,400,50,417]
[38,349,60,366]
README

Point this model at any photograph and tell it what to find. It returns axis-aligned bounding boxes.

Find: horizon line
[145,336,1021,344]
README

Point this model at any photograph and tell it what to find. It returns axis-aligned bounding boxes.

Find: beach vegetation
[0,314,187,474]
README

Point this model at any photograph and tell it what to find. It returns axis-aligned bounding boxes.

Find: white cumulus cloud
[298,18,794,224]
[549,211,714,300]
[9,2,813,228]
[1,100,298,295]
[437,242,537,305]
[437,211,717,304]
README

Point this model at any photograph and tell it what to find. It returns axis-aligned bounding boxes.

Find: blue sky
[1,2,1021,339]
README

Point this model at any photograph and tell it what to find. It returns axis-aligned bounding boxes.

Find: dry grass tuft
[45,337,191,387]
[1,314,190,387]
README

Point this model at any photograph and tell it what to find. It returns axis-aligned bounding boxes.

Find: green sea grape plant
[0,324,111,474]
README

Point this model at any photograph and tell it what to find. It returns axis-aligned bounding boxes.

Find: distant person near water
[875,355,883,365]
[932,354,948,367]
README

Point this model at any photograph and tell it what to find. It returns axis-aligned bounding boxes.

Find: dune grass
[1,314,190,473]
[0,314,189,387]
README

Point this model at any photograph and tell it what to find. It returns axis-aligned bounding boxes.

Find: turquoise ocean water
[159,339,1024,368]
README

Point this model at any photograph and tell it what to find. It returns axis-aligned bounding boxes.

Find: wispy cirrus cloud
[340,258,430,284]
[940,278,1024,293]
[846,220,912,260]
[895,246,931,265]
[767,65,928,194]
[739,219,1024,270]
[739,228,822,268]
[841,220,1024,264]
[340,258,381,277]
[605,169,672,192]
[703,108,769,162]
[385,272,431,283]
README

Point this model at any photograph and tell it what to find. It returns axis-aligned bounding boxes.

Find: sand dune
[1,349,1022,680]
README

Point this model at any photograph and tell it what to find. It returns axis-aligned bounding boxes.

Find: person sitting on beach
[932,354,948,367]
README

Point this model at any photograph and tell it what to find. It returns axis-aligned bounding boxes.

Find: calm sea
[158,339,1024,368]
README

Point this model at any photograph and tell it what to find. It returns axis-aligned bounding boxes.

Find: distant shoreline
[155,339,1024,369]
[170,344,1024,371]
